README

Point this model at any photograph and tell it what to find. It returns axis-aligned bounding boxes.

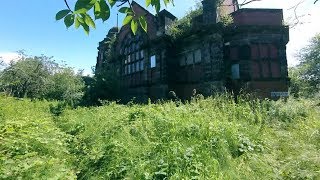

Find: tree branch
[64,0,73,13]
[240,0,262,6]
[117,0,129,7]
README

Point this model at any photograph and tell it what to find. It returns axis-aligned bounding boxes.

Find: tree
[82,63,121,105]
[289,33,320,97]
[0,54,85,105]
[46,68,85,106]
[0,55,53,98]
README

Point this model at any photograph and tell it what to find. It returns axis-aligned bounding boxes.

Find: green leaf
[94,1,101,19]
[64,14,75,28]
[139,16,147,32]
[163,0,170,7]
[84,14,96,28]
[150,0,161,13]
[119,7,133,14]
[108,0,116,7]
[56,9,71,20]
[154,0,161,13]
[77,15,85,24]
[146,0,152,7]
[75,17,81,29]
[99,0,110,21]
[75,0,96,13]
[123,15,133,26]
[82,23,90,35]
[131,19,138,35]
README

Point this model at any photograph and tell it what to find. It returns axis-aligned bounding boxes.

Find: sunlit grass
[1,94,319,179]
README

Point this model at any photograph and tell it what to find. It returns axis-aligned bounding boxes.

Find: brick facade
[96,0,289,101]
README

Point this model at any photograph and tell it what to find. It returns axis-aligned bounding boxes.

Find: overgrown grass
[0,96,76,179]
[1,94,319,179]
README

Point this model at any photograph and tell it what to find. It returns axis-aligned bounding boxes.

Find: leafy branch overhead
[56,0,174,35]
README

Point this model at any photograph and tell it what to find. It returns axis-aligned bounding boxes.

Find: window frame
[150,55,156,68]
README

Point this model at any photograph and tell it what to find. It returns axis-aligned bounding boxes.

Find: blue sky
[0,0,319,75]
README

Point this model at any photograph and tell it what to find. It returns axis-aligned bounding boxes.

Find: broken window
[194,49,201,63]
[132,54,135,62]
[139,60,144,71]
[230,47,238,60]
[231,64,240,79]
[132,63,135,73]
[239,45,251,60]
[128,64,131,74]
[186,52,193,65]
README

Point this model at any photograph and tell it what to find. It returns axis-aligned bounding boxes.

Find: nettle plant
[56,0,174,35]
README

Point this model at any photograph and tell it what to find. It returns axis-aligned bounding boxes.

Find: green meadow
[0,95,319,179]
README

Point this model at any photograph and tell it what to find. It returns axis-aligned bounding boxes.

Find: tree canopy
[0,54,85,105]
[289,34,320,97]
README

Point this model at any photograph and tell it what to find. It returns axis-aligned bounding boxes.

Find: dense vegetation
[0,21,319,180]
[167,2,233,40]
[0,54,85,106]
[1,94,319,179]
[290,34,320,98]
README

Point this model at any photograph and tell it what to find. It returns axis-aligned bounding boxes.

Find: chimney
[202,0,217,25]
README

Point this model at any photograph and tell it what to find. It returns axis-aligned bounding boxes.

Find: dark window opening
[239,45,251,60]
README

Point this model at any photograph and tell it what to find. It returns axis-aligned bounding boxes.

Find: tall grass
[1,94,319,179]
[0,96,76,179]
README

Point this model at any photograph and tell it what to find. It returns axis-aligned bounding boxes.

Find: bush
[0,54,84,106]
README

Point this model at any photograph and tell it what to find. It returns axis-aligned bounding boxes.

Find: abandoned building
[96,0,290,101]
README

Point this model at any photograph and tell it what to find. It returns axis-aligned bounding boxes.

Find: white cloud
[0,52,21,65]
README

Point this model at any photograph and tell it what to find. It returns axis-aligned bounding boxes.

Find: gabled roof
[158,9,177,20]
[131,1,155,17]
